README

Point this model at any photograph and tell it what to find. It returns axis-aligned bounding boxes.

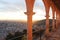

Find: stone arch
[42,0,51,35]
[43,0,60,35]
[25,0,35,40]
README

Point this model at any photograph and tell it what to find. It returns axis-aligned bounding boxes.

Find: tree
[5,31,24,40]
[14,31,23,40]
[22,29,27,40]
[5,32,14,40]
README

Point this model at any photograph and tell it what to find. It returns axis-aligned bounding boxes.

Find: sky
[0,0,52,21]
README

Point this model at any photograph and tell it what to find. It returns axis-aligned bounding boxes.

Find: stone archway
[43,0,60,35]
[25,0,35,40]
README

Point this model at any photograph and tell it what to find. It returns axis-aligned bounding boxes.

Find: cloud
[34,0,44,9]
[0,0,44,12]
[0,0,52,20]
[0,0,26,12]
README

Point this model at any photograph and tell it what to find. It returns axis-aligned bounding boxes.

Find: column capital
[45,15,50,17]
[25,0,35,12]
[24,12,35,15]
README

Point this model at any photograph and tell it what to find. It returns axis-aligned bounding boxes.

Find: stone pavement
[45,27,60,40]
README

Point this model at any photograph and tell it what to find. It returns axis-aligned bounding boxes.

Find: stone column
[25,0,35,40]
[56,9,59,29]
[45,7,50,35]
[52,6,55,30]
[42,0,50,35]
[52,11,55,30]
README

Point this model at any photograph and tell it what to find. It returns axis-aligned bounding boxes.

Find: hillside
[33,19,60,40]
[33,19,54,30]
[0,19,55,40]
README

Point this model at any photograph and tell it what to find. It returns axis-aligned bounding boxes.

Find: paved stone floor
[45,27,60,40]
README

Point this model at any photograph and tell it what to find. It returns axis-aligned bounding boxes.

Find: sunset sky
[0,0,52,21]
